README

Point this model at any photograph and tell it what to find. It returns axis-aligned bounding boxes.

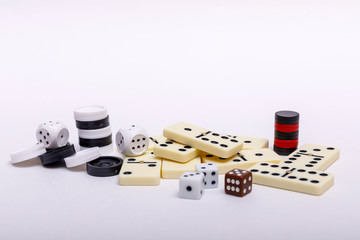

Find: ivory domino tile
[161,157,201,179]
[154,139,200,163]
[248,162,334,195]
[119,152,162,186]
[163,122,243,158]
[201,148,283,174]
[280,144,340,171]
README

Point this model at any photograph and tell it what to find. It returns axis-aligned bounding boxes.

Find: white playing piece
[163,122,243,158]
[73,105,108,121]
[78,126,112,139]
[116,124,149,156]
[64,147,101,168]
[119,152,162,186]
[147,135,167,151]
[162,157,201,179]
[201,148,283,174]
[235,136,269,150]
[248,162,334,196]
[36,121,69,149]
[10,143,46,164]
[179,172,205,200]
[154,139,200,163]
[195,163,219,189]
[280,143,340,171]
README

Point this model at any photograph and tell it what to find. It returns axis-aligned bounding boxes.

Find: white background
[1,0,359,239]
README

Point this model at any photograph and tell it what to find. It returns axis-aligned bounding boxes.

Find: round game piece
[10,143,46,164]
[79,135,113,148]
[275,111,300,125]
[64,147,101,168]
[273,146,297,156]
[274,130,299,140]
[86,156,123,177]
[75,115,110,130]
[39,143,76,165]
[274,138,298,149]
[274,122,299,133]
[74,106,108,122]
[78,126,112,139]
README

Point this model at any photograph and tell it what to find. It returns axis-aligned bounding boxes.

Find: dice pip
[225,168,252,197]
[195,163,218,189]
[36,121,69,149]
[179,172,205,200]
[115,125,149,156]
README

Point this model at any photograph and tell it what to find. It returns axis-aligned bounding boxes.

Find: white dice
[179,172,205,200]
[195,163,219,189]
[36,121,69,149]
[115,125,149,156]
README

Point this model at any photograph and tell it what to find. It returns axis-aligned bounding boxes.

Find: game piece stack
[274,110,299,156]
[74,106,113,154]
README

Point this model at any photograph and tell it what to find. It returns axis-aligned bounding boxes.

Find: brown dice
[225,168,252,197]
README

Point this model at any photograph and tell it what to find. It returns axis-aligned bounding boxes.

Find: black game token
[273,146,297,156]
[40,143,76,165]
[75,115,110,130]
[79,135,113,148]
[275,111,300,125]
[274,130,299,140]
[86,156,123,177]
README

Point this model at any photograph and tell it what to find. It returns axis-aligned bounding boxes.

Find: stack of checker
[274,110,299,156]
[74,106,113,154]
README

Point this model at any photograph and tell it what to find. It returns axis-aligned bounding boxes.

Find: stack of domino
[74,106,113,154]
[273,110,300,156]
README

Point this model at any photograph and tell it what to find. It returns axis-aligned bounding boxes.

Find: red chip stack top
[273,110,299,156]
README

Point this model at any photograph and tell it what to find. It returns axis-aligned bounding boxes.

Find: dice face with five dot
[195,163,218,189]
[179,172,205,200]
[225,169,252,197]
[116,125,149,156]
[36,121,69,149]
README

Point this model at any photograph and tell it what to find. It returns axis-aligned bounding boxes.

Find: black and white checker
[74,106,113,154]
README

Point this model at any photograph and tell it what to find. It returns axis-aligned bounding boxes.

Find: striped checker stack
[274,110,299,156]
[74,106,113,154]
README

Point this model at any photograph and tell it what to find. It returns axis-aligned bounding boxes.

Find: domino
[235,136,269,150]
[119,152,162,186]
[280,144,340,171]
[154,139,200,163]
[161,157,201,179]
[163,122,243,158]
[248,162,334,195]
[147,136,167,151]
[201,148,283,174]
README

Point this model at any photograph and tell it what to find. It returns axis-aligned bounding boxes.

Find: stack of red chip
[273,110,299,156]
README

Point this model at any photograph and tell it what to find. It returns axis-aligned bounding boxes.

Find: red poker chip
[275,122,299,133]
[274,138,299,148]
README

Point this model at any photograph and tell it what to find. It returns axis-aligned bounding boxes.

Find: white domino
[248,162,334,195]
[154,139,200,163]
[280,144,340,171]
[147,136,167,151]
[163,122,243,158]
[201,148,283,174]
[162,157,201,179]
[235,136,269,150]
[119,152,162,186]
